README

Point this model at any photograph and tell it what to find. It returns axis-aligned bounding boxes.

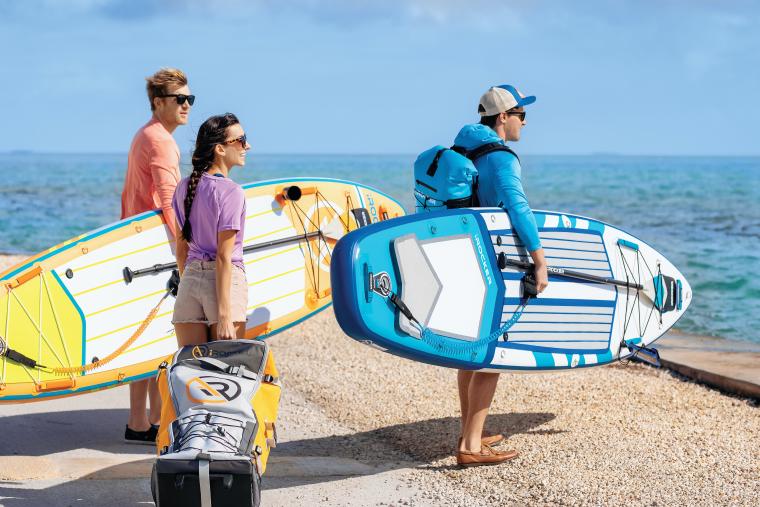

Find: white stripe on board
[521,305,614,314]
[543,215,560,228]
[504,280,616,301]
[480,211,512,230]
[490,347,537,367]
[509,322,612,333]
[507,332,609,341]
[575,219,589,229]
[495,245,608,261]
[552,353,569,366]
[493,236,606,252]
[515,313,612,324]
[507,341,608,350]
[539,231,602,243]
[584,354,598,365]
[501,255,610,271]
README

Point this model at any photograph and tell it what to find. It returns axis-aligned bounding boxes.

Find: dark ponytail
[182,113,240,242]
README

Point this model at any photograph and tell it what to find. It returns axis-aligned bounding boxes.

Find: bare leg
[175,322,210,347]
[128,380,151,431]
[459,372,500,452]
[458,369,474,437]
[147,377,161,426]
[209,322,247,341]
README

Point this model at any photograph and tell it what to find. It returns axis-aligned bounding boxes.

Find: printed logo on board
[365,193,378,223]
[474,235,493,286]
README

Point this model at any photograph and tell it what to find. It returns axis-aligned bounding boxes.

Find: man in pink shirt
[121,68,193,442]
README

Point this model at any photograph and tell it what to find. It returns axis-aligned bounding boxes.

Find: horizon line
[2,151,760,158]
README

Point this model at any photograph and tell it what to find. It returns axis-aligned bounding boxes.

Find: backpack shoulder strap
[465,142,519,163]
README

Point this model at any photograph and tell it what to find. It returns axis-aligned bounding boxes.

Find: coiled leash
[0,270,179,376]
[388,272,537,357]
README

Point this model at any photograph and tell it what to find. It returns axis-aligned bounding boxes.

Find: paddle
[497,253,644,291]
[123,216,347,284]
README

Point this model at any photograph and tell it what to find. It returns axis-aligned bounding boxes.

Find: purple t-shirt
[172,173,246,270]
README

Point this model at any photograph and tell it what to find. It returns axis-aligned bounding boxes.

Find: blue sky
[1,0,758,155]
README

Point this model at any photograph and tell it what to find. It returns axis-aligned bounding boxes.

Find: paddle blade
[322,215,347,241]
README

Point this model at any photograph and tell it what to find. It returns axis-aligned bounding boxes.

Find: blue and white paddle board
[330,208,691,371]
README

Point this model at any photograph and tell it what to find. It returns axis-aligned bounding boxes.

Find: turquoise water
[1,153,758,344]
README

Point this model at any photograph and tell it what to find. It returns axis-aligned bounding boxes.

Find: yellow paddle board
[0,177,404,402]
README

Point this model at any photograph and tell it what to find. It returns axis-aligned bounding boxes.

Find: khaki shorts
[172,261,249,325]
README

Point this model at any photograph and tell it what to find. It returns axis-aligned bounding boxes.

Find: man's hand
[534,263,549,293]
[530,248,549,294]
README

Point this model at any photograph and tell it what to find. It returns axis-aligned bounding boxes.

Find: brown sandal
[457,443,519,467]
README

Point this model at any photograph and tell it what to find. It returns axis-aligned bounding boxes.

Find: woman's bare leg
[147,377,161,426]
[128,380,151,431]
[175,323,210,347]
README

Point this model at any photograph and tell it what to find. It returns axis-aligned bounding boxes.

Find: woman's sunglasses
[223,134,247,149]
[158,93,195,106]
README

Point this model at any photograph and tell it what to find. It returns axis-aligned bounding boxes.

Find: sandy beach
[1,253,758,506]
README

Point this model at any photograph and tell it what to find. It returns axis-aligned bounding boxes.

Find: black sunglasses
[158,93,195,106]
[506,110,526,121]
[223,134,247,149]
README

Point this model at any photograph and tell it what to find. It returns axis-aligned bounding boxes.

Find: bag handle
[196,357,258,381]
[425,148,448,177]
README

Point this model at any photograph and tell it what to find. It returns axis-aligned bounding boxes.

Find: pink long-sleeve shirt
[121,117,181,237]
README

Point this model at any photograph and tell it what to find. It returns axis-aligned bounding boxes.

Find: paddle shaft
[502,257,643,290]
[124,230,323,283]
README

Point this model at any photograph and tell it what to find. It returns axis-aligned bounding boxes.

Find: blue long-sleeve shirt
[454,124,542,252]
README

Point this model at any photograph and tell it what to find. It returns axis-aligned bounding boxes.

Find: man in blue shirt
[453,85,548,466]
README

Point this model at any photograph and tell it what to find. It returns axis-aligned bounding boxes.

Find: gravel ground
[3,254,757,506]
[271,309,759,507]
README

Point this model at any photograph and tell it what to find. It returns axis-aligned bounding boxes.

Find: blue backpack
[413,142,516,213]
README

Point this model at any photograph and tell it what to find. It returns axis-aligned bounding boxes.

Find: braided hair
[182,113,240,242]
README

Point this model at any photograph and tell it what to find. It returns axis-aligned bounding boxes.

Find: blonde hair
[145,68,188,111]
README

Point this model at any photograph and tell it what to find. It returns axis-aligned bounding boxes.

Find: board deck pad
[331,207,691,371]
[0,178,404,402]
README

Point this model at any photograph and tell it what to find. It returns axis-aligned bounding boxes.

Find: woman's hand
[216,316,236,340]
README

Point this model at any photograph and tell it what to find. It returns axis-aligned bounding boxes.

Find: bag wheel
[150,462,159,506]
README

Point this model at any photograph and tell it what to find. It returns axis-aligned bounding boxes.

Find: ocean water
[0,153,758,345]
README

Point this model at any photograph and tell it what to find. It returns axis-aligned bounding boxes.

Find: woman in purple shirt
[171,113,251,345]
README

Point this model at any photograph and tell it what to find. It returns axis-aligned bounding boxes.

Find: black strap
[425,148,448,177]
[389,292,419,325]
[464,142,519,163]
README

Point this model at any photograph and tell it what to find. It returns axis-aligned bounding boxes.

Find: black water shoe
[124,424,158,443]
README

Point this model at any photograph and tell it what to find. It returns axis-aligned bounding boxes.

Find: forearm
[175,220,189,275]
[215,255,232,321]
[529,248,546,268]
[162,206,178,238]
[507,206,542,252]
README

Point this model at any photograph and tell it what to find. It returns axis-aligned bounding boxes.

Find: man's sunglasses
[158,93,195,106]
[506,110,526,121]
[222,134,247,149]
